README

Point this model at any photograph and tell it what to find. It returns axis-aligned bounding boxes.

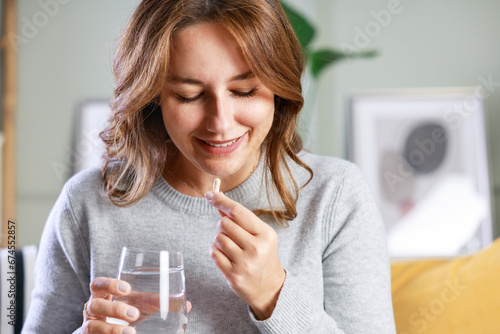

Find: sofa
[391,237,500,333]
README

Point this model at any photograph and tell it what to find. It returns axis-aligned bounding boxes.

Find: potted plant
[281,1,376,148]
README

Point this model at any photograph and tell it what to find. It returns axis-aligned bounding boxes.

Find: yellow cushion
[391,238,500,333]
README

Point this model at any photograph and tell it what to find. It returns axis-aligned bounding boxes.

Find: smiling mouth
[203,137,239,148]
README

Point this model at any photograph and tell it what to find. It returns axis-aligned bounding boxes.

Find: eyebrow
[168,71,255,85]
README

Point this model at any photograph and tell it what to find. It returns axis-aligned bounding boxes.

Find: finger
[210,243,233,275]
[90,277,131,299]
[213,231,244,262]
[217,209,226,217]
[87,297,139,323]
[187,301,192,313]
[205,191,260,234]
[83,318,136,334]
[217,216,253,250]
[83,301,104,322]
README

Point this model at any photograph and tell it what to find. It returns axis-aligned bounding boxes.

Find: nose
[205,94,234,134]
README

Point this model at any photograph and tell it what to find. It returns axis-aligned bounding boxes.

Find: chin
[202,158,248,177]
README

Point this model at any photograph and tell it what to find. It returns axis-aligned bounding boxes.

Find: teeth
[207,138,238,148]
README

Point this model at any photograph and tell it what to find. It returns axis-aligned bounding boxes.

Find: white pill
[213,178,221,193]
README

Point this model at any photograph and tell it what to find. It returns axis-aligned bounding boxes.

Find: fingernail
[118,282,130,293]
[205,191,214,201]
[122,327,134,334]
[126,307,139,318]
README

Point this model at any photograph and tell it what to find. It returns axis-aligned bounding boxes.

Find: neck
[163,145,260,197]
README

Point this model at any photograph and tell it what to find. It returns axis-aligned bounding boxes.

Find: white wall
[17,0,140,246]
[312,0,500,236]
[16,0,500,246]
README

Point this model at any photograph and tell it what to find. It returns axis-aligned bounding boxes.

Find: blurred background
[1,0,499,250]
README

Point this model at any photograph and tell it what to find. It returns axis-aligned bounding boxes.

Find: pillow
[391,238,500,333]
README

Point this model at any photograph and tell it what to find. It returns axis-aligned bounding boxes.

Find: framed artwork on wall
[347,88,493,258]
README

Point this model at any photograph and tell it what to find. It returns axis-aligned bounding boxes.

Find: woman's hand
[82,277,193,333]
[205,191,286,320]
[82,277,139,334]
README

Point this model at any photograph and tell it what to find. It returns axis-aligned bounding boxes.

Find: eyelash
[232,87,258,98]
[177,87,258,104]
[177,94,202,104]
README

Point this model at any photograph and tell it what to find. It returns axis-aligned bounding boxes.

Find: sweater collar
[151,157,266,216]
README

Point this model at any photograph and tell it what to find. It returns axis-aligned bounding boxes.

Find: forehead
[168,22,251,80]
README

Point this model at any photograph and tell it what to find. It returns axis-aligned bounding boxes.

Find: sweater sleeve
[250,163,396,333]
[22,183,90,334]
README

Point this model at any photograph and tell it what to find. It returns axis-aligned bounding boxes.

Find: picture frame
[347,87,493,258]
[72,100,112,174]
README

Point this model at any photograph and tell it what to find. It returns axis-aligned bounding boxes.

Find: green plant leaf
[309,49,378,78]
[280,1,315,48]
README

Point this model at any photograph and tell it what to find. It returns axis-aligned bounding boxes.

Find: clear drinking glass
[108,247,187,334]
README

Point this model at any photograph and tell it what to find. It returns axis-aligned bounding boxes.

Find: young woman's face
[160,22,274,182]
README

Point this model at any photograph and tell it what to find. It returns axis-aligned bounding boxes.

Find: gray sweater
[23,152,396,333]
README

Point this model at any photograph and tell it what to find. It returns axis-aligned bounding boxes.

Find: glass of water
[108,247,187,334]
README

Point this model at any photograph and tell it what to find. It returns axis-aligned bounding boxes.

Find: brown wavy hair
[101,0,313,226]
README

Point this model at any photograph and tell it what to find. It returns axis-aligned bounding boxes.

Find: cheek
[239,97,275,130]
[162,104,202,136]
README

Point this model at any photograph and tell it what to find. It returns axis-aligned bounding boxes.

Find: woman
[23,0,396,333]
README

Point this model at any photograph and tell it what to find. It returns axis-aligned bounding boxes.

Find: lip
[197,132,247,155]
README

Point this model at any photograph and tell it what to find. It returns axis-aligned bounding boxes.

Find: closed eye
[176,87,258,104]
[177,92,203,104]
[231,87,258,98]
